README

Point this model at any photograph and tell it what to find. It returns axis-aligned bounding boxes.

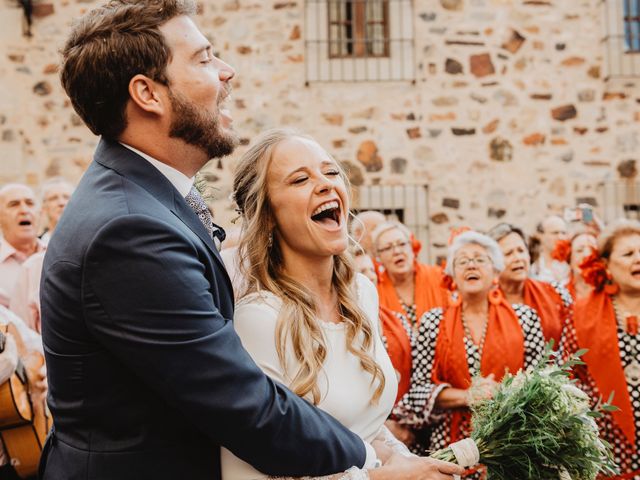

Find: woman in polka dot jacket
[564,219,640,479]
[391,231,546,477]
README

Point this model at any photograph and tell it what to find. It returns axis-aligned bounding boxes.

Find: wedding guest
[351,210,386,256]
[225,128,463,480]
[566,229,598,300]
[38,178,74,245]
[530,215,570,284]
[487,222,572,346]
[0,184,45,308]
[373,221,449,328]
[353,248,378,285]
[392,231,546,465]
[563,219,640,479]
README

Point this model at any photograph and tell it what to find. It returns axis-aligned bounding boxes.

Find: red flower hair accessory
[448,226,471,246]
[441,273,456,292]
[551,239,571,263]
[579,250,613,292]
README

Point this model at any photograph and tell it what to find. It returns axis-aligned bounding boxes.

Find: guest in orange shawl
[373,221,450,329]
[566,229,598,300]
[391,231,546,462]
[562,219,640,479]
[487,222,572,346]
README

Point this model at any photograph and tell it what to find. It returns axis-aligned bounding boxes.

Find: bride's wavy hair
[232,128,385,405]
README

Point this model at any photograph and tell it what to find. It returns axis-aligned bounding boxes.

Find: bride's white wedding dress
[220,274,399,480]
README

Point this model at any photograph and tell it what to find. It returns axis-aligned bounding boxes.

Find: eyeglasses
[454,255,492,269]
[377,240,409,255]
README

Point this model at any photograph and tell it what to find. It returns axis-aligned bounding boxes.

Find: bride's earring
[268,231,273,249]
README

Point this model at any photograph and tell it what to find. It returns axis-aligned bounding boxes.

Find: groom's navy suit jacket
[39,139,365,480]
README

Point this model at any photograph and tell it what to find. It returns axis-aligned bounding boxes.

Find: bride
[221,129,462,480]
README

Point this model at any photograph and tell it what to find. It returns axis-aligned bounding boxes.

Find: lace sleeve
[269,466,370,480]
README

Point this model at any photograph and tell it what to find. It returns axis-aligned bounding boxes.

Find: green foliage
[431,344,618,479]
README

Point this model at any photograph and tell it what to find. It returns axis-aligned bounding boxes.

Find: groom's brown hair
[60,0,196,140]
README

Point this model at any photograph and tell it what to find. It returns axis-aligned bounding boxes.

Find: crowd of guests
[342,209,640,479]
[1,170,640,478]
[0,178,72,479]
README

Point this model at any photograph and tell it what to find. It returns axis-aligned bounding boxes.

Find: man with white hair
[0,184,45,308]
[351,210,386,256]
[38,177,74,245]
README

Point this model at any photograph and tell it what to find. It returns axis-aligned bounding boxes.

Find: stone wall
[1,0,639,260]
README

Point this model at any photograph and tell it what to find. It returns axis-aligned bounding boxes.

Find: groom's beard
[167,88,238,159]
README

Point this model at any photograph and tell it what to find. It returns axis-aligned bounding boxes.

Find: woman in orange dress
[373,221,450,329]
[563,220,640,479]
[566,230,598,300]
[392,231,546,467]
[487,222,572,347]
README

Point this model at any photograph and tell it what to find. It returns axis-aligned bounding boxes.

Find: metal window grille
[352,184,431,263]
[328,1,389,58]
[624,0,640,51]
[305,0,415,83]
[602,181,640,222]
[602,0,640,78]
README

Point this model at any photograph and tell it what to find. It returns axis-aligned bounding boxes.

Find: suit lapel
[94,138,232,290]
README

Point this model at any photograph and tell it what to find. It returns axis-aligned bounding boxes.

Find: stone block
[289,25,301,40]
[390,157,408,174]
[523,133,545,145]
[341,161,364,186]
[440,0,463,11]
[349,126,367,134]
[618,159,637,179]
[482,119,499,134]
[445,58,463,74]
[33,81,52,96]
[587,65,601,79]
[432,96,458,107]
[488,207,506,219]
[431,212,449,224]
[406,127,422,139]
[603,92,626,101]
[561,56,585,67]
[489,137,513,161]
[442,198,460,209]
[452,127,476,135]
[356,140,383,172]
[502,29,526,54]
[470,53,495,78]
[551,104,577,122]
[274,2,297,9]
[577,89,595,102]
[322,114,343,126]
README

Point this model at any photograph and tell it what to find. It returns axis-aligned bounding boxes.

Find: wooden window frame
[327,0,390,59]
[623,0,640,53]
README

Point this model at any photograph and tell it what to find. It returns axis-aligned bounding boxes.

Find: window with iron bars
[602,0,640,78]
[305,0,414,83]
[328,1,389,58]
[624,0,640,51]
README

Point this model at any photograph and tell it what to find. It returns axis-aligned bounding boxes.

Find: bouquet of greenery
[430,345,618,480]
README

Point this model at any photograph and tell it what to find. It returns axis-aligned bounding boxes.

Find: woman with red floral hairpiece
[486,223,572,347]
[563,219,640,479]
[391,231,546,473]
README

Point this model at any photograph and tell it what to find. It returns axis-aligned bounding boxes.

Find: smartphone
[0,331,5,353]
[581,206,593,223]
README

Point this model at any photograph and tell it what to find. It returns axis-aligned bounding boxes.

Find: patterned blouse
[392,303,546,477]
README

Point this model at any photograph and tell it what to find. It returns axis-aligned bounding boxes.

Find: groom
[38,1,375,478]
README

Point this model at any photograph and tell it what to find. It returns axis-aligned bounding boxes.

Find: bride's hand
[369,453,464,480]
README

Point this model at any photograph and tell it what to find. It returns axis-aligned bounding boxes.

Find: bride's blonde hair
[232,128,385,405]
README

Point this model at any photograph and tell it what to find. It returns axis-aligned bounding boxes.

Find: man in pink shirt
[0,184,45,307]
